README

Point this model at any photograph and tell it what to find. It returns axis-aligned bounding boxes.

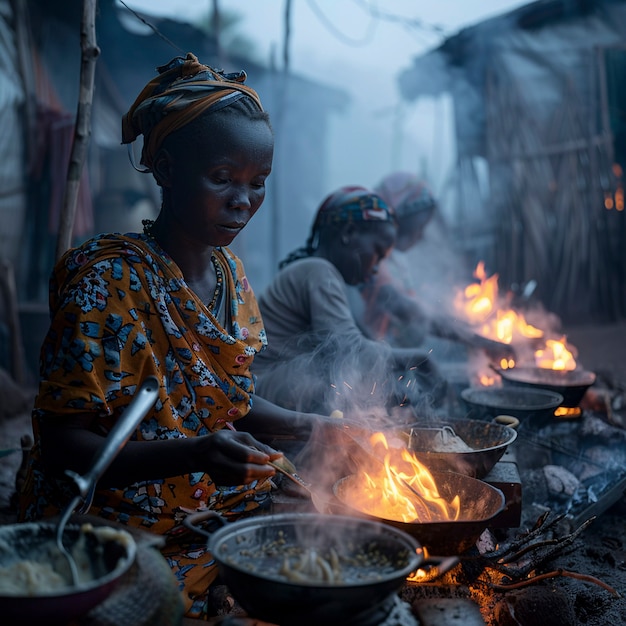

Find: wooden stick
[55,0,100,261]
[0,260,26,384]
[490,568,621,598]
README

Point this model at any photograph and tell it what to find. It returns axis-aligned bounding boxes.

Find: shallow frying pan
[333,471,505,555]
[495,366,596,408]
[461,386,563,425]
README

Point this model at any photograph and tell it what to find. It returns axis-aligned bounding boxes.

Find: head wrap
[279,186,395,269]
[374,172,436,218]
[121,52,264,170]
[313,186,395,229]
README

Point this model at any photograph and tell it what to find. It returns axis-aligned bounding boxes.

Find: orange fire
[454,262,543,347]
[456,262,578,371]
[454,261,498,325]
[347,432,460,523]
[534,337,576,370]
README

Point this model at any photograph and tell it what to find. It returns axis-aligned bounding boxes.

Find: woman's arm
[237,395,332,441]
[39,413,282,489]
[429,316,516,361]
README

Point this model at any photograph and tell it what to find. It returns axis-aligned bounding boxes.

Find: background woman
[350,171,513,361]
[252,185,448,420]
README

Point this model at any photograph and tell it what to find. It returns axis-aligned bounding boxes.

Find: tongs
[55,376,159,585]
[268,455,312,492]
[408,424,460,449]
[267,454,337,514]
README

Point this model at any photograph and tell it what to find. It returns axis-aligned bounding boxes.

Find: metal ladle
[55,376,160,585]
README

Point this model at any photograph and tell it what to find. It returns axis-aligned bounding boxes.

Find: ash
[382,596,418,626]
[515,411,626,527]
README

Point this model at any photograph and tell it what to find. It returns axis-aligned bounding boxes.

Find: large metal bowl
[403,418,518,478]
[0,521,136,624]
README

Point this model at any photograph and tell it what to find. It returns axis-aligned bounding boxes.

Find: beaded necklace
[142,218,224,314]
[208,254,224,313]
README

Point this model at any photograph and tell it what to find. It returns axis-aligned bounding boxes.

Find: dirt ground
[0,321,625,625]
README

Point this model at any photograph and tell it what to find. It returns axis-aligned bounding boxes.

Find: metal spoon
[55,376,159,585]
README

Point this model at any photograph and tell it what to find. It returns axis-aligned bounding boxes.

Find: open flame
[455,261,499,324]
[454,262,543,346]
[347,432,460,523]
[456,262,578,371]
[534,337,576,370]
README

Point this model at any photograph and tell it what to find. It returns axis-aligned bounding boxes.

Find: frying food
[430,427,474,453]
[220,529,411,585]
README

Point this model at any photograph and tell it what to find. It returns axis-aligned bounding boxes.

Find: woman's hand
[471,334,516,364]
[193,430,282,485]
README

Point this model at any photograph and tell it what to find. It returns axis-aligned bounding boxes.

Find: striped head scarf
[121,52,264,170]
[313,186,395,229]
[374,172,436,218]
[278,186,395,269]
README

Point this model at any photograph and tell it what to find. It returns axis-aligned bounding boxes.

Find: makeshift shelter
[0,0,347,378]
[399,0,626,324]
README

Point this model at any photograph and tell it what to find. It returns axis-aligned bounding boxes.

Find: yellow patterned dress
[19,232,270,618]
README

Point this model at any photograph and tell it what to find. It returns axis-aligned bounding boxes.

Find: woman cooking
[252,185,449,420]
[18,53,326,622]
[351,171,514,362]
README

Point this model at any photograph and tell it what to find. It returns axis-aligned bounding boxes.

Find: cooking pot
[461,386,563,425]
[333,471,505,555]
[0,375,159,624]
[494,366,596,408]
[184,511,425,626]
[0,521,136,624]
[402,418,518,479]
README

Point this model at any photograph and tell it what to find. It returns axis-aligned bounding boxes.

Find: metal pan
[184,511,425,626]
[461,386,564,425]
[333,471,505,555]
[495,366,596,408]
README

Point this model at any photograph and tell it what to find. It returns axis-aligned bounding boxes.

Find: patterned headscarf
[374,172,436,218]
[313,186,395,229]
[121,52,264,170]
[278,186,395,269]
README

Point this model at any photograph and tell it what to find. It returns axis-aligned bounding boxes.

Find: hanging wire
[118,1,185,54]
[351,0,448,38]
[118,1,186,173]
[304,0,378,46]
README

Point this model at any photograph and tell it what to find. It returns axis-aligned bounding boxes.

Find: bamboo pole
[55,0,99,261]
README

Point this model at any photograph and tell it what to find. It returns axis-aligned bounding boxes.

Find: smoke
[255,329,442,423]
